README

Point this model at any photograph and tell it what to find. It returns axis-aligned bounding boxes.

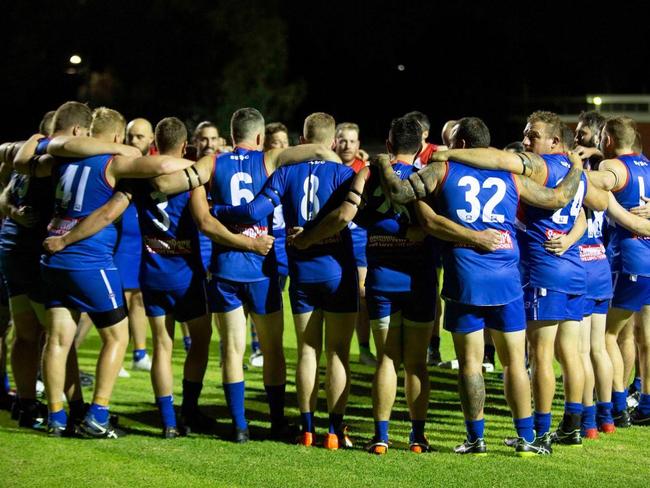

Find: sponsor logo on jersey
[144,236,192,255]
[228,223,268,239]
[579,243,606,262]
[545,228,567,240]
[47,216,81,236]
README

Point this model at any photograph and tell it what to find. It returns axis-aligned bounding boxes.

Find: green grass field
[2,294,650,487]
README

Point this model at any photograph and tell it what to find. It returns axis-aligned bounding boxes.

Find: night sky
[1,0,648,146]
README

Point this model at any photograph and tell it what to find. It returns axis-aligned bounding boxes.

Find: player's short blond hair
[604,116,638,150]
[304,112,335,144]
[335,122,360,138]
[527,110,562,139]
[90,107,126,138]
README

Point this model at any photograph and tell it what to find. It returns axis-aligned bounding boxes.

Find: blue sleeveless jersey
[114,203,142,258]
[0,138,54,256]
[611,154,650,276]
[437,162,522,305]
[208,147,274,282]
[518,154,587,294]
[133,183,204,291]
[578,208,612,300]
[267,161,355,283]
[42,154,118,270]
[357,162,437,294]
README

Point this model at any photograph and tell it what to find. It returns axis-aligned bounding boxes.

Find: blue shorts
[143,278,208,322]
[583,298,610,316]
[114,249,141,290]
[444,296,526,334]
[208,277,281,315]
[0,252,43,302]
[611,272,650,312]
[41,266,126,319]
[289,272,358,315]
[524,287,585,321]
[367,289,436,323]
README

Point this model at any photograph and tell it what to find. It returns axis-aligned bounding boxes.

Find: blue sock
[182,379,202,414]
[565,401,583,416]
[156,395,176,428]
[329,413,343,434]
[638,393,650,416]
[411,419,425,439]
[2,372,9,393]
[183,336,192,352]
[223,381,247,430]
[612,390,627,414]
[596,401,614,425]
[264,384,285,424]
[514,416,535,443]
[49,408,67,426]
[133,348,146,362]
[300,412,314,433]
[581,405,597,431]
[631,376,642,392]
[250,324,260,353]
[375,420,389,442]
[534,411,552,436]
[465,419,484,442]
[88,403,109,425]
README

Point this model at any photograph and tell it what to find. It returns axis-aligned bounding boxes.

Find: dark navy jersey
[208,147,274,282]
[611,153,650,276]
[518,154,587,294]
[356,162,437,294]
[114,203,142,258]
[578,208,612,300]
[437,161,522,306]
[43,154,118,270]
[0,138,54,256]
[133,181,204,291]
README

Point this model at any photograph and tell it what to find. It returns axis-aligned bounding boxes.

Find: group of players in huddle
[0,101,649,458]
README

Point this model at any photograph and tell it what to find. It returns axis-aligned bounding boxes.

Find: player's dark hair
[265,122,288,137]
[504,141,525,152]
[403,111,430,132]
[52,101,92,133]
[578,110,606,137]
[389,117,422,155]
[231,108,265,143]
[561,123,575,151]
[156,117,188,154]
[193,121,217,141]
[454,117,491,148]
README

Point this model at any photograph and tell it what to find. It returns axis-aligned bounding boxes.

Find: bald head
[441,120,458,146]
[127,118,155,155]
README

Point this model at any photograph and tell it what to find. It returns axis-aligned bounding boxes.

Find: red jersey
[414,142,439,169]
[347,157,367,174]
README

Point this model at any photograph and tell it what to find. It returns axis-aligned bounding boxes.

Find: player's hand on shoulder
[370,153,391,168]
[574,145,601,160]
[474,228,502,252]
[252,234,275,255]
[43,235,66,253]
[287,226,309,250]
[117,145,142,158]
[630,196,650,218]
[357,149,369,162]
[567,151,583,168]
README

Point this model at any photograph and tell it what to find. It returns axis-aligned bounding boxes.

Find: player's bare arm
[46,136,141,159]
[43,190,132,253]
[606,192,650,237]
[515,152,583,209]
[587,158,627,192]
[414,198,503,252]
[0,182,38,227]
[189,185,274,255]
[543,208,587,256]
[267,144,342,173]
[374,154,443,205]
[428,148,547,182]
[149,155,213,195]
